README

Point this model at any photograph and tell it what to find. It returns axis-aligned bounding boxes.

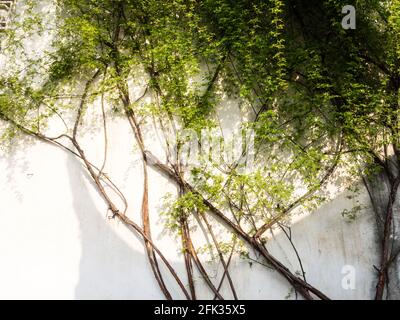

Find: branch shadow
[65,152,164,299]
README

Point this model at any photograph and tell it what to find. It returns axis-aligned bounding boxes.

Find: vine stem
[144,150,331,300]
[1,106,191,301]
[374,173,400,300]
[199,212,238,299]
[120,84,174,300]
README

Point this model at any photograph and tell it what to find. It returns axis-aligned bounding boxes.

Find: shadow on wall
[66,152,164,299]
[68,143,381,300]
[0,135,382,299]
[265,187,380,300]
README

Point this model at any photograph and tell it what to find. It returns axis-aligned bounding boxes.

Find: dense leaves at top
[1,0,400,234]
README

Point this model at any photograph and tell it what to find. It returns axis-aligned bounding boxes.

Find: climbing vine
[1,0,400,300]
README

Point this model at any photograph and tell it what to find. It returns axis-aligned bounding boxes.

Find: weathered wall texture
[364,167,400,300]
[0,105,381,299]
[0,0,388,300]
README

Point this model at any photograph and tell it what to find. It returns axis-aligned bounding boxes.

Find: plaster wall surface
[0,0,382,300]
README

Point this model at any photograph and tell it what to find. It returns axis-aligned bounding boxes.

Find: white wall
[0,0,382,300]
[0,97,380,300]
